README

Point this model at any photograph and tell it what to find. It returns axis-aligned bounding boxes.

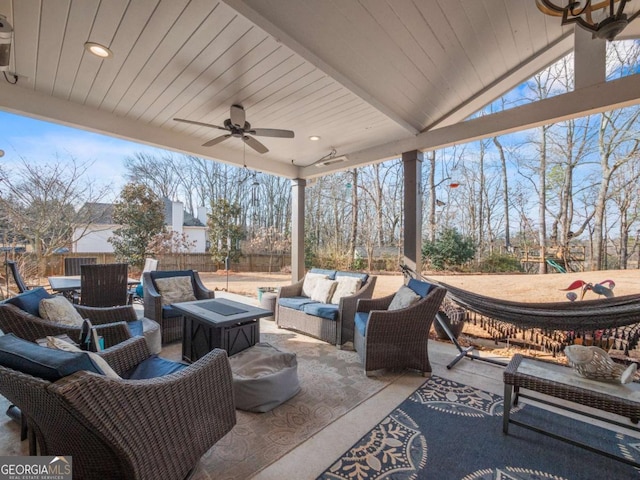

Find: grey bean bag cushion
[229,343,300,412]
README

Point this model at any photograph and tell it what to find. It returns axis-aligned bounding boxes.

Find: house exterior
[72,199,208,253]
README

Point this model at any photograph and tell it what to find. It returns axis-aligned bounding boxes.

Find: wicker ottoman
[228,342,300,412]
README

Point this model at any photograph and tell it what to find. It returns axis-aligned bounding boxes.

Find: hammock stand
[431,280,640,370]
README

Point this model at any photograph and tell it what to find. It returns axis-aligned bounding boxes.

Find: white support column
[291,178,306,282]
[402,150,423,278]
[574,26,606,90]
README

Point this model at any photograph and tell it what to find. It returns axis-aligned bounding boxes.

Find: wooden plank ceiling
[0,0,638,179]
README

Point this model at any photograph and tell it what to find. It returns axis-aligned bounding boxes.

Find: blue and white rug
[318,376,640,479]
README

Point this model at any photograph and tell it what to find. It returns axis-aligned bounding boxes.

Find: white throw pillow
[310,278,338,303]
[46,336,121,379]
[330,276,362,304]
[39,296,84,326]
[301,272,329,298]
[155,276,197,305]
[388,285,421,311]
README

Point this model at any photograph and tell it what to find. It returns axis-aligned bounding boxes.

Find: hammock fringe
[432,280,640,332]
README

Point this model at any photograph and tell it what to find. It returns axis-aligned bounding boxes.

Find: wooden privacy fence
[44,252,289,276]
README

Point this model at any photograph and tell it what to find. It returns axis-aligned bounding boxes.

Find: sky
[0,110,167,200]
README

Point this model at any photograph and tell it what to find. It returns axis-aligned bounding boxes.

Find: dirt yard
[199,268,640,303]
[200,268,640,363]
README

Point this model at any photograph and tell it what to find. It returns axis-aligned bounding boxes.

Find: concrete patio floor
[0,291,637,478]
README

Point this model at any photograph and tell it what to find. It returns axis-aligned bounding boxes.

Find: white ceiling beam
[304,73,640,178]
[0,83,299,178]
[221,0,420,135]
[429,34,575,129]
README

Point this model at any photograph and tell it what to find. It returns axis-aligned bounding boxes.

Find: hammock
[434,280,640,332]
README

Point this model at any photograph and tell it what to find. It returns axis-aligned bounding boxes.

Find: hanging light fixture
[536,0,640,41]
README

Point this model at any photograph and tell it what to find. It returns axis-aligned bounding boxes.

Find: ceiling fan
[174,104,294,154]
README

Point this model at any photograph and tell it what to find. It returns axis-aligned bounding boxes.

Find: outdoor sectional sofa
[276,268,376,346]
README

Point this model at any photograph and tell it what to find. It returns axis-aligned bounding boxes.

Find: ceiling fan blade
[249,128,295,138]
[230,104,246,128]
[243,135,269,154]
[202,134,231,147]
[174,118,227,130]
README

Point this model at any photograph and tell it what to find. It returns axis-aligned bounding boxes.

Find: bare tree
[493,136,511,250]
[0,157,111,275]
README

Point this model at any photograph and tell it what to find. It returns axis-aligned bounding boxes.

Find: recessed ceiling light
[84,42,113,58]
[309,135,320,141]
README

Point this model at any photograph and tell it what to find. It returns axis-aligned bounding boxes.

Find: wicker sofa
[276,268,376,346]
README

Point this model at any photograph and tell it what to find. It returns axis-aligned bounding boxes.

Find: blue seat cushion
[354,312,369,336]
[162,305,184,318]
[309,268,337,280]
[0,333,104,381]
[5,287,53,317]
[335,271,369,284]
[127,320,144,337]
[278,296,317,311]
[407,279,433,298]
[124,355,188,380]
[301,302,339,321]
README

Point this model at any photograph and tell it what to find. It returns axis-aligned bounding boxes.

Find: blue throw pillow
[0,333,104,382]
[407,279,433,298]
[5,287,53,317]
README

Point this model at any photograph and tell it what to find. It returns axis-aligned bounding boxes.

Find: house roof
[77,203,115,225]
[79,200,205,227]
[0,1,639,178]
[163,198,205,227]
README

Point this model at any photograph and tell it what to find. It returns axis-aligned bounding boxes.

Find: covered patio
[0,1,640,478]
[1,1,639,279]
[0,288,637,478]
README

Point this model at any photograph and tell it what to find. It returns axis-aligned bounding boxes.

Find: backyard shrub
[422,228,476,271]
[478,253,524,273]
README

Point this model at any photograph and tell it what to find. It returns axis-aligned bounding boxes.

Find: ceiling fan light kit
[174,104,294,154]
[535,0,640,40]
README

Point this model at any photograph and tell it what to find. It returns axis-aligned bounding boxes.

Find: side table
[503,353,640,468]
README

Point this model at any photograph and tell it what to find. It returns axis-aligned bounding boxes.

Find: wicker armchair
[143,270,215,344]
[0,289,132,348]
[0,336,236,480]
[80,263,129,307]
[354,281,446,376]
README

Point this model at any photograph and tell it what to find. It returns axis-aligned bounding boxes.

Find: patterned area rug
[318,376,640,479]
[190,324,401,480]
